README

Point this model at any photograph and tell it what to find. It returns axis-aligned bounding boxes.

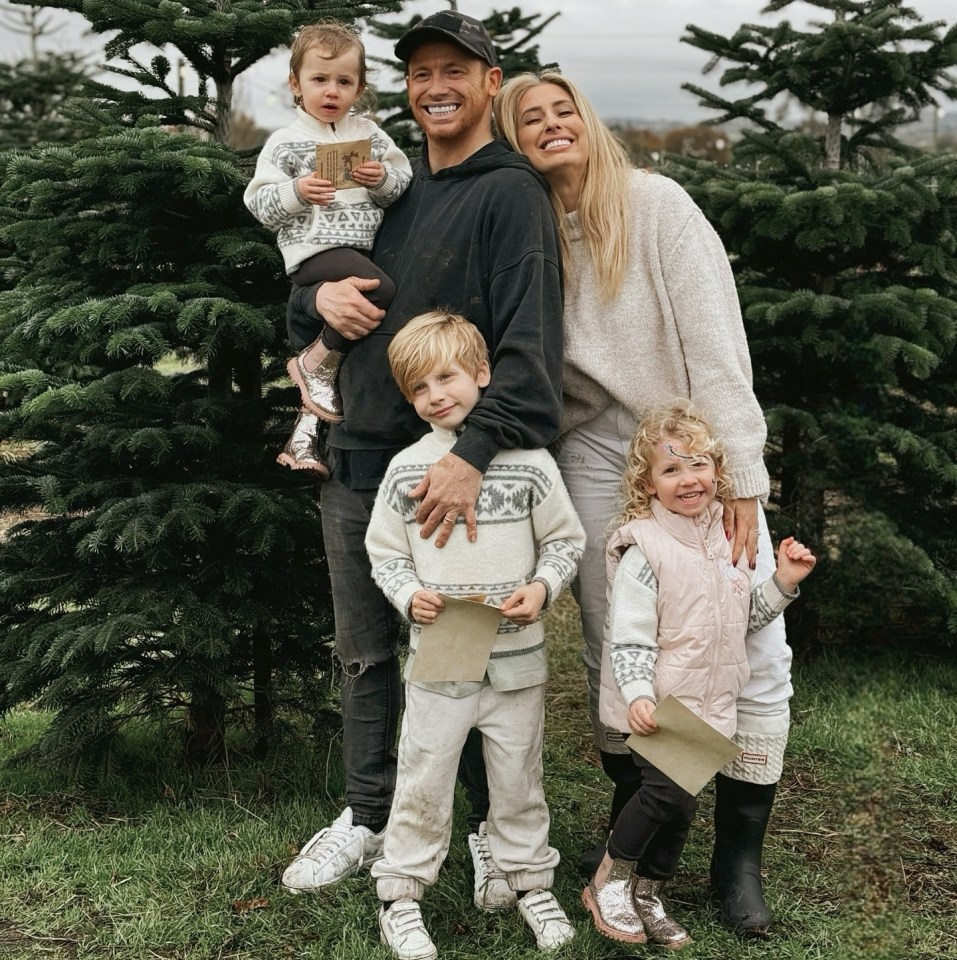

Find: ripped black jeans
[320,473,489,830]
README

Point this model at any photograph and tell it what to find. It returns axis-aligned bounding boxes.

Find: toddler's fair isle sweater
[244,108,412,274]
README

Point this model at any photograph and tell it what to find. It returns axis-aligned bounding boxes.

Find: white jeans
[557,404,793,768]
[372,681,560,901]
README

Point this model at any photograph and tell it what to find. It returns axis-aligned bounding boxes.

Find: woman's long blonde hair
[494,71,633,301]
[620,404,734,524]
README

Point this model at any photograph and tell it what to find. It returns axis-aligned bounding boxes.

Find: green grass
[1,595,955,959]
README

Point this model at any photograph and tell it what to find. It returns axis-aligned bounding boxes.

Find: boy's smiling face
[410,360,490,430]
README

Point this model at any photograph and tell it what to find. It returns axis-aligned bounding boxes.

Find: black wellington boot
[710,773,776,935]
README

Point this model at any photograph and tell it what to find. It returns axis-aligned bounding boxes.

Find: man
[280,7,564,919]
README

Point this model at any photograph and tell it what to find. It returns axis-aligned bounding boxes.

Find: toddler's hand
[410,590,444,625]
[775,536,817,592]
[350,160,386,187]
[500,582,547,625]
[297,174,335,205]
[627,698,658,737]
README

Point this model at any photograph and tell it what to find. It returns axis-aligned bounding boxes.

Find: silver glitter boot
[276,410,330,478]
[581,857,646,944]
[631,876,693,949]
[287,344,344,422]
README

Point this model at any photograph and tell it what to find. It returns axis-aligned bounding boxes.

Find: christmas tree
[674,0,957,647]
[0,0,401,767]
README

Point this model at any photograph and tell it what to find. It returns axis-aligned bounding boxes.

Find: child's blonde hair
[289,20,368,91]
[620,404,734,523]
[388,311,489,402]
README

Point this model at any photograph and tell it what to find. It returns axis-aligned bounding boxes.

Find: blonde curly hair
[620,404,734,523]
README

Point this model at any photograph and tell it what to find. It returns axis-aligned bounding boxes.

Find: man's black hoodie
[289,139,564,487]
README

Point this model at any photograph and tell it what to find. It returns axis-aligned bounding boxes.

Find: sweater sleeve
[607,545,659,705]
[366,125,413,209]
[451,173,564,473]
[364,471,422,620]
[243,132,310,232]
[657,180,770,500]
[529,462,586,608]
[748,574,798,634]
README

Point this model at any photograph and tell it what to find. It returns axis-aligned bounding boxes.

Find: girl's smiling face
[646,439,717,517]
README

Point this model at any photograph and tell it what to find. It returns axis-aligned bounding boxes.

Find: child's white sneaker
[281,807,384,893]
[518,889,576,950]
[378,899,438,960]
[467,821,517,911]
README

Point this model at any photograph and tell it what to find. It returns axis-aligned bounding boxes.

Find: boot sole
[581,886,647,944]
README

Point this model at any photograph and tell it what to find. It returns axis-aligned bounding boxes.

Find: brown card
[626,695,742,796]
[314,139,372,188]
[409,594,503,683]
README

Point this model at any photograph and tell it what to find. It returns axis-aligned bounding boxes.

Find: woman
[495,73,792,937]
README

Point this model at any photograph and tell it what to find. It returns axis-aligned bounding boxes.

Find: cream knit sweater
[561,169,770,500]
[366,426,584,697]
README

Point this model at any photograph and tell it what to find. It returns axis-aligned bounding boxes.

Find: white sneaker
[281,807,384,893]
[518,889,576,950]
[467,821,518,911]
[378,900,438,960]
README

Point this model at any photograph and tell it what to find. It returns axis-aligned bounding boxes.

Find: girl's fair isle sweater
[366,426,585,698]
[244,108,412,274]
[561,169,770,501]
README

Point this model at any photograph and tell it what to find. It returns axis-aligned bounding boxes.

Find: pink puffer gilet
[600,498,751,739]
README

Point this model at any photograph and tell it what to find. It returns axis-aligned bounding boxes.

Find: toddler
[244,20,412,475]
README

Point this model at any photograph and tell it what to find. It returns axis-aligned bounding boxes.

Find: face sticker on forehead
[658,441,713,467]
[659,441,692,461]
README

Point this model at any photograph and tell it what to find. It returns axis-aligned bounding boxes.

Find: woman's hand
[723,497,759,568]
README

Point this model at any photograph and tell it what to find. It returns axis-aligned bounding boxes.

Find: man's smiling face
[406,41,500,150]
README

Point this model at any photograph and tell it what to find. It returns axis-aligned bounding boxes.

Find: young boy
[365,311,585,960]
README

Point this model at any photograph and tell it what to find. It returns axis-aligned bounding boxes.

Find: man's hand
[410,589,445,625]
[314,277,385,340]
[627,698,658,737]
[723,497,759,568]
[410,453,482,547]
[500,581,547,625]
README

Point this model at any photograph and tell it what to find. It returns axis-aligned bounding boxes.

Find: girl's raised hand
[775,536,817,592]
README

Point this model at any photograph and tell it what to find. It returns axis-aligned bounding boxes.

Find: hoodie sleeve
[452,170,564,473]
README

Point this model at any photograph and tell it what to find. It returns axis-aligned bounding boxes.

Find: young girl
[244,20,412,474]
[582,406,816,948]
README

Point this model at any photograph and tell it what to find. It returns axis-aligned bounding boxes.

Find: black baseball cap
[394,10,497,66]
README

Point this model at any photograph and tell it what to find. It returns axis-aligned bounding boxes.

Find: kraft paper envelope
[409,594,503,683]
[626,695,741,796]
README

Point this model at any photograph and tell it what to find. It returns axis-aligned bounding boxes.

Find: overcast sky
[2,0,954,128]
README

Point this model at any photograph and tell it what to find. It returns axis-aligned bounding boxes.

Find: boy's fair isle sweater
[561,168,769,501]
[365,426,585,698]
[243,108,412,274]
